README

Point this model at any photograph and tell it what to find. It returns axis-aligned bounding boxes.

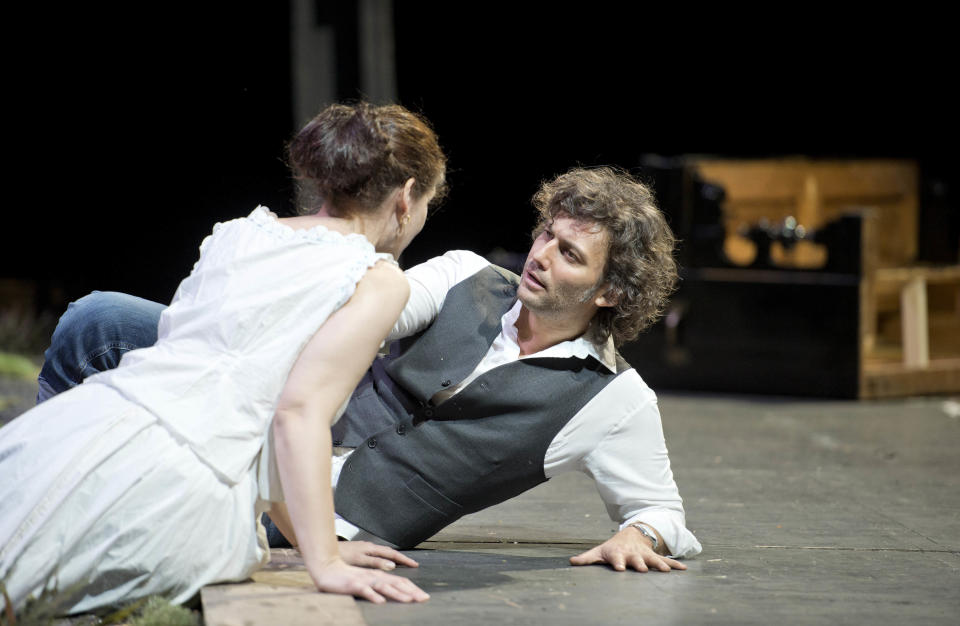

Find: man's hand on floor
[569,526,686,572]
[338,540,420,570]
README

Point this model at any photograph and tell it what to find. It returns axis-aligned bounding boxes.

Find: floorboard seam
[427,540,960,553]
[709,544,960,554]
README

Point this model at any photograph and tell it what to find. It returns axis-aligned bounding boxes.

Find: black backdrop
[5,4,956,309]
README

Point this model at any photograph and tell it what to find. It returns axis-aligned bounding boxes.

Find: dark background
[5,3,957,308]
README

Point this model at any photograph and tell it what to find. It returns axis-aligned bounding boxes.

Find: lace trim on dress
[223,206,395,264]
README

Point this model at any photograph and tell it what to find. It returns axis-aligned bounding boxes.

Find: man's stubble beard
[518,280,601,320]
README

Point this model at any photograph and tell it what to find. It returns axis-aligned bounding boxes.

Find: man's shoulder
[547,363,661,464]
[405,250,492,289]
[419,249,489,272]
[613,352,635,375]
[589,364,658,408]
[549,352,656,418]
[438,254,519,297]
[417,250,519,285]
[452,253,521,289]
[489,263,520,285]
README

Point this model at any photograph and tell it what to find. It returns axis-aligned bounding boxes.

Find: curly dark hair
[532,166,678,346]
[287,102,447,215]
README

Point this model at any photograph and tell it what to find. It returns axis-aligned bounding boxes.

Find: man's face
[517,214,614,321]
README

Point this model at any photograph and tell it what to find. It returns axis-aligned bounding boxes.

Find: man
[38,167,701,573]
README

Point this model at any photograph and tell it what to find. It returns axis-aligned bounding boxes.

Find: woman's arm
[271,261,428,603]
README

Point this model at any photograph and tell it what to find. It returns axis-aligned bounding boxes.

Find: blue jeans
[37,291,292,548]
[37,291,165,403]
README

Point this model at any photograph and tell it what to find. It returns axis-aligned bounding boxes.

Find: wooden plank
[862,358,960,399]
[201,550,366,626]
[900,277,930,368]
[874,265,960,284]
[202,582,365,626]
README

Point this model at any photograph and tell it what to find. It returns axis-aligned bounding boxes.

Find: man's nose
[532,239,555,267]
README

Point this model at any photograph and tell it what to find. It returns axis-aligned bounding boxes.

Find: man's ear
[594,285,618,308]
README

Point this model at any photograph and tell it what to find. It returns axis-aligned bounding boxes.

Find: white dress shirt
[334,250,702,558]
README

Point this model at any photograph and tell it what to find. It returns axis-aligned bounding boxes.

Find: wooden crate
[862,265,960,398]
[690,158,960,399]
[693,157,918,270]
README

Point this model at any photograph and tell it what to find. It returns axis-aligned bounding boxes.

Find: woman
[0,102,445,611]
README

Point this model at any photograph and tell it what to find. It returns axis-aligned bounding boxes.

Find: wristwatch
[628,522,659,551]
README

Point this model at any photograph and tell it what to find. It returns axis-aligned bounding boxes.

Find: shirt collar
[502,300,618,373]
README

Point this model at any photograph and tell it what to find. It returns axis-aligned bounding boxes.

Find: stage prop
[622,158,960,399]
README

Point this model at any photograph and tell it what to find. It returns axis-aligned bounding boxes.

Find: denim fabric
[37,291,166,403]
[264,516,292,548]
[36,290,292,548]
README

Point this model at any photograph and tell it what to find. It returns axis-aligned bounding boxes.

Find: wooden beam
[201,550,366,626]
[874,265,960,284]
[862,358,960,399]
[901,276,930,368]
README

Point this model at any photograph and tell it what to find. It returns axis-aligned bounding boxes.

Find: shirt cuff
[334,515,397,547]
[620,509,703,558]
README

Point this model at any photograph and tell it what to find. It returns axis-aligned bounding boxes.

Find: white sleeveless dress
[0,206,394,612]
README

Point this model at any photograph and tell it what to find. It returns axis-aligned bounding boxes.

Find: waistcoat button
[332,439,343,446]
[367,438,377,448]
[423,408,434,418]
[396,424,406,435]
[441,379,452,387]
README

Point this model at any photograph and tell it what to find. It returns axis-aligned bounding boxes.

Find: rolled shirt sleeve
[544,370,702,558]
[388,250,490,341]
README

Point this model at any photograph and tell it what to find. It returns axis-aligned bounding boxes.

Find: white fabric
[0,206,393,611]
[337,250,702,558]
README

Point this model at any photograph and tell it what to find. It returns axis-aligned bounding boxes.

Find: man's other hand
[569,526,687,572]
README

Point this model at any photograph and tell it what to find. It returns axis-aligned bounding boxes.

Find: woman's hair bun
[289,102,392,198]
[288,101,446,214]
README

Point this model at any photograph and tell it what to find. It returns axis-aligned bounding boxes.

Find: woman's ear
[396,177,417,223]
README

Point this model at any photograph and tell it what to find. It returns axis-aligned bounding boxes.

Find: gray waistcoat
[333,265,627,548]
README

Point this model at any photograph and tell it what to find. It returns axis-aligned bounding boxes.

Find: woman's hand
[338,540,420,570]
[310,557,430,604]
